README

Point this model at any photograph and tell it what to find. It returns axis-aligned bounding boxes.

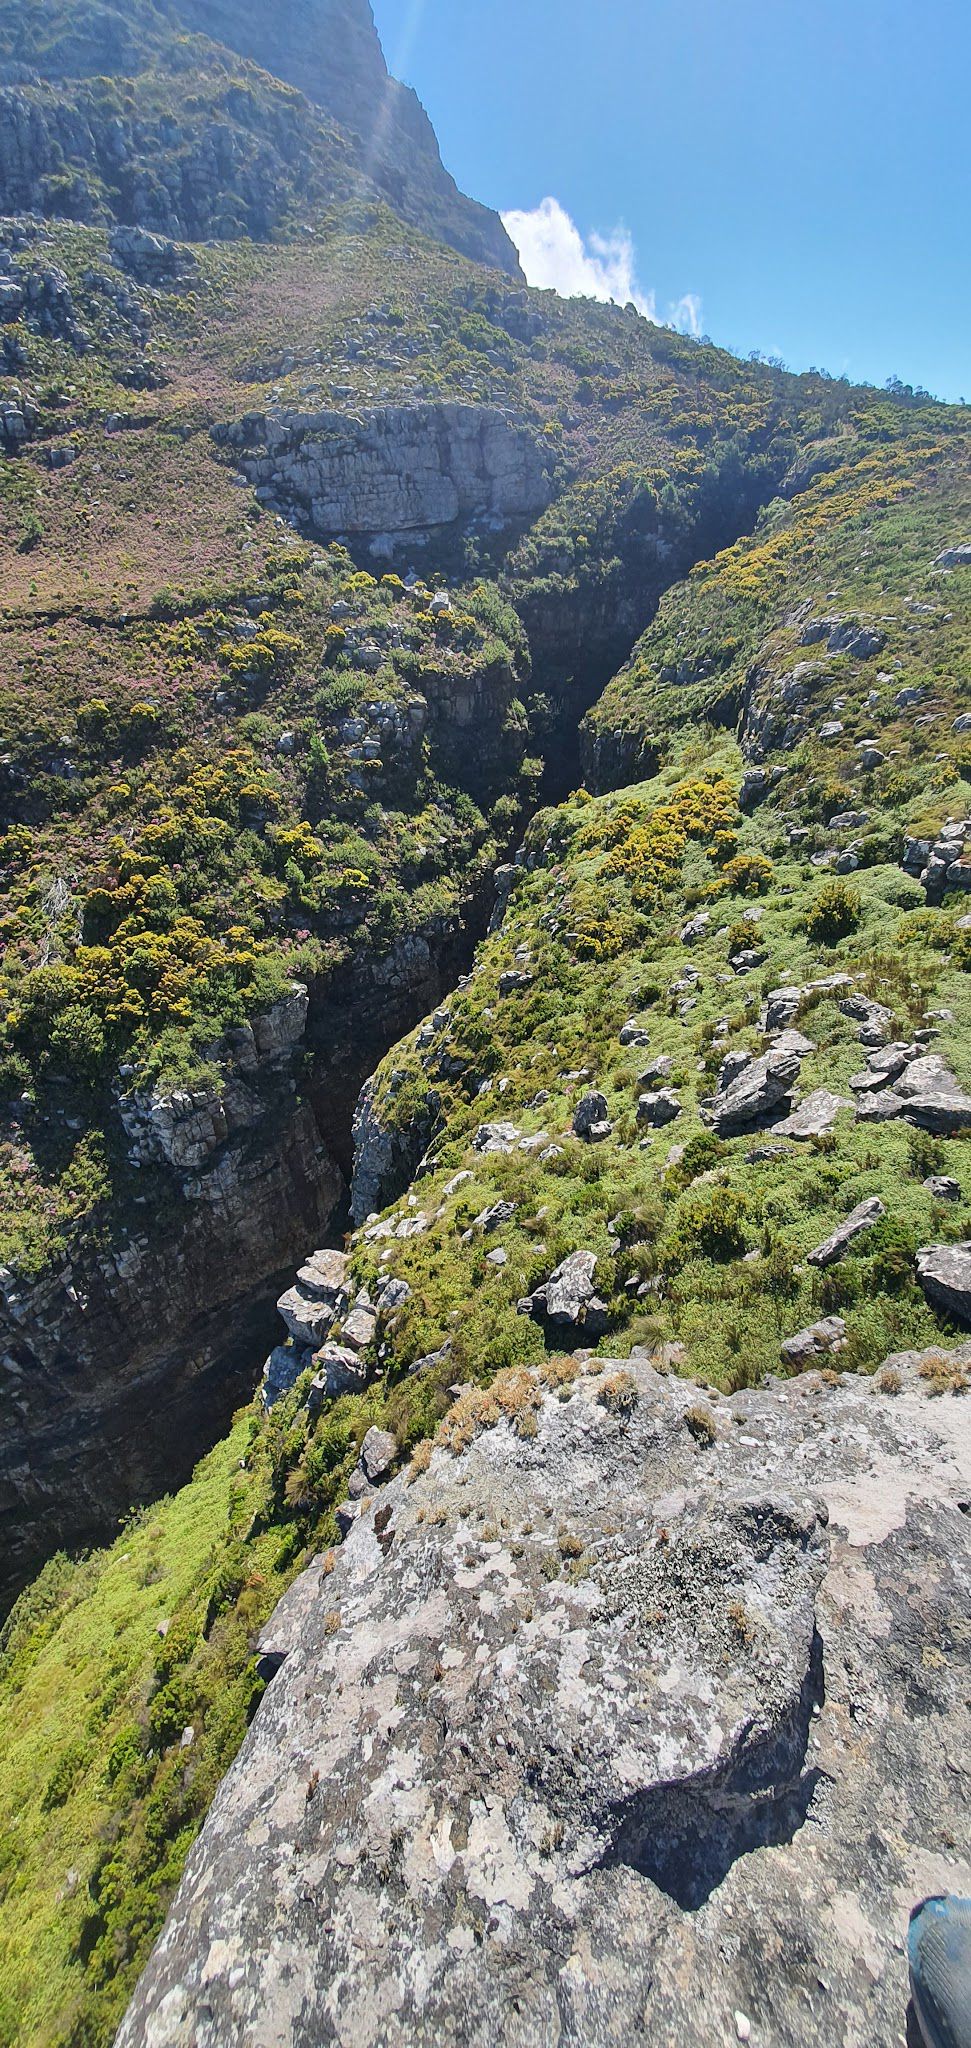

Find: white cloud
[501,196,701,335]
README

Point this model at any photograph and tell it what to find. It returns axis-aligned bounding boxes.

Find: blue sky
[370,0,969,403]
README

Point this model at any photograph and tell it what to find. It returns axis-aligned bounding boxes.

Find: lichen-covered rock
[117,1352,971,2048]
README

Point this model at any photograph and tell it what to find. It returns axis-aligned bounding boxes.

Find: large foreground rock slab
[117,1354,971,2048]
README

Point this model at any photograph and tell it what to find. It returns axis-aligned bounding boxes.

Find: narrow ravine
[2,462,786,1618]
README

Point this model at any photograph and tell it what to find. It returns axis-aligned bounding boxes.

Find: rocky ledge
[118,1348,971,2047]
[212,401,552,545]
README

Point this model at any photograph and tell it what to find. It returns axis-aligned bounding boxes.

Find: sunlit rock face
[118,1349,971,2048]
[213,402,552,541]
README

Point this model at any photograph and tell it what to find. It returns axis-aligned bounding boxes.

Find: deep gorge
[0,454,789,1617]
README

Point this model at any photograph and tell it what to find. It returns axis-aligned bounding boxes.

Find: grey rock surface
[915,1242,971,1324]
[705,1048,800,1135]
[855,1054,971,1134]
[779,1316,847,1365]
[522,1250,609,1339]
[214,402,551,539]
[771,1088,849,1140]
[636,1087,681,1127]
[117,1351,971,2048]
[573,1092,609,1138]
[358,1425,398,1483]
[807,1196,886,1268]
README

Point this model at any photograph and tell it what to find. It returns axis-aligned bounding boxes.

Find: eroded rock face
[0,0,520,274]
[212,402,552,541]
[176,0,521,273]
[0,989,344,1613]
[117,1351,971,2048]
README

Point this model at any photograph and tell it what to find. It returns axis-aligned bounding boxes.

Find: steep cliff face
[0,989,344,1612]
[174,0,521,274]
[0,0,521,272]
[214,401,552,545]
[116,1350,971,2048]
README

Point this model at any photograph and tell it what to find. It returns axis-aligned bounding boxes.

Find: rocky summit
[0,0,970,2044]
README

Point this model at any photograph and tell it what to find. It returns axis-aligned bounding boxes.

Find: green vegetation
[2,23,971,2043]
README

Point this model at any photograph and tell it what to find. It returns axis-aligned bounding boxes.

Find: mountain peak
[0,0,521,272]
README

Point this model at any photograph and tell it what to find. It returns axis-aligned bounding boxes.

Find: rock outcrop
[0,0,520,274]
[0,990,344,1613]
[855,1054,971,1133]
[175,0,520,274]
[212,403,552,544]
[117,1349,971,2048]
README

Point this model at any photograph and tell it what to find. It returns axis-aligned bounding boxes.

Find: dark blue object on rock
[909,1897,971,2048]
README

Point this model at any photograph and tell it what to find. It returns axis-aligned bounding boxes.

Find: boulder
[471,1201,516,1233]
[839,993,893,1042]
[309,1343,370,1403]
[915,1243,971,1324]
[771,1089,848,1140]
[705,1049,801,1136]
[358,1426,398,1484]
[807,1196,885,1268]
[341,1304,377,1353]
[848,1043,918,1092]
[780,1315,848,1365]
[573,1092,609,1139]
[619,1018,651,1046]
[376,1275,412,1315]
[522,1250,609,1339]
[295,1247,348,1301]
[738,765,783,810]
[769,1028,815,1059]
[718,1049,752,1091]
[637,1089,681,1128]
[639,1054,673,1087]
[276,1282,337,1351]
[934,541,971,568]
[260,1344,307,1411]
[799,616,885,659]
[924,1176,962,1202]
[473,1121,522,1154]
[856,1055,971,1134]
[116,1352,971,2048]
